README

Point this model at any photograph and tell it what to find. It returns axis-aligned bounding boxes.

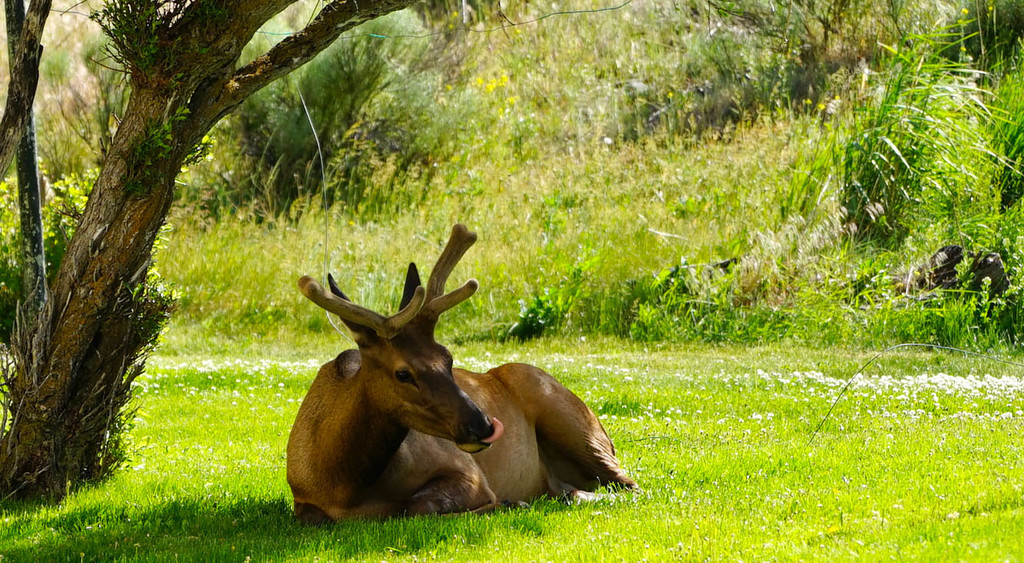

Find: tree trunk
[0,0,418,501]
[1,90,180,498]
[0,0,51,177]
[6,0,48,319]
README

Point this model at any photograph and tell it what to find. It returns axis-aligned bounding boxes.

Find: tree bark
[0,0,51,177]
[5,0,48,319]
[1,89,181,498]
[0,0,417,501]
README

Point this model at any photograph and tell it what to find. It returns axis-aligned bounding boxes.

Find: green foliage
[34,38,131,179]
[0,184,17,342]
[986,201,1024,339]
[194,11,452,217]
[958,0,1024,70]
[991,73,1024,208]
[125,108,194,195]
[506,291,567,341]
[93,270,176,479]
[625,263,733,342]
[507,250,600,341]
[91,2,163,78]
[91,1,228,82]
[778,127,840,225]
[570,235,1023,350]
[601,260,839,345]
[838,40,997,246]
[867,288,1011,349]
[0,172,93,342]
[671,0,918,132]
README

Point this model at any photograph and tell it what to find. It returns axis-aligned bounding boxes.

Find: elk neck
[321,350,411,492]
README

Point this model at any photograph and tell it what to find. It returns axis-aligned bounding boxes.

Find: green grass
[3,338,1023,560]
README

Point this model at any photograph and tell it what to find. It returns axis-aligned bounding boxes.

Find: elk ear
[400,263,421,309]
[327,273,350,302]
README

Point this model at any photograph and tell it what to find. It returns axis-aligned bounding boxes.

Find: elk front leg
[405,474,498,515]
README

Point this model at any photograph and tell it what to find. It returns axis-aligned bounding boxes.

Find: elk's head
[298,225,503,453]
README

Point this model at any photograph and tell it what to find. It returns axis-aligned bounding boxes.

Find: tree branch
[210,0,416,120]
[0,0,52,176]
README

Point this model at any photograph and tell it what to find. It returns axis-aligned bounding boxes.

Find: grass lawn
[2,337,1023,561]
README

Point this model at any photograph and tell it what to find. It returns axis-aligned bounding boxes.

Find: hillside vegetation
[2,0,1024,353]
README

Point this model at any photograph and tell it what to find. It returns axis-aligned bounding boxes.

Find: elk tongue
[481,417,504,444]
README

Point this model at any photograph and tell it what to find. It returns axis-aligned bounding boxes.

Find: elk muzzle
[456,416,504,453]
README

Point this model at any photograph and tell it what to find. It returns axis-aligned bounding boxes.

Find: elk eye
[395,369,414,384]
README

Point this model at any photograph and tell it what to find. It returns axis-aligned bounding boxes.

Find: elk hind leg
[531,378,637,493]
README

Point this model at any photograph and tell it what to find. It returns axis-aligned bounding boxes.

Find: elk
[287,224,636,523]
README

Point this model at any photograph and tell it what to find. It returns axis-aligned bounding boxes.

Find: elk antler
[298,274,426,339]
[421,224,479,320]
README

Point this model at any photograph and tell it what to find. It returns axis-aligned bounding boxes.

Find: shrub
[958,0,1024,71]
[193,11,451,217]
[506,250,599,341]
[0,171,93,342]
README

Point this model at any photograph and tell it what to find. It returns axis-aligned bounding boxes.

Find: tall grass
[991,72,1024,208]
[958,0,1024,71]
[831,38,999,247]
[3,0,1023,351]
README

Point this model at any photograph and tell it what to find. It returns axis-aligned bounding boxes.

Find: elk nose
[481,417,504,444]
[463,415,500,444]
[456,416,503,454]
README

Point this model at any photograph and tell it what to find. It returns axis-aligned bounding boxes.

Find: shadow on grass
[2,495,566,561]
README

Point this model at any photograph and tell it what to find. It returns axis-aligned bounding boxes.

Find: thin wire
[257,0,634,40]
[296,84,353,343]
[807,343,1024,447]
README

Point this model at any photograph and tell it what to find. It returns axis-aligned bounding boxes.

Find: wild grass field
[3,0,1024,560]
[2,340,1024,560]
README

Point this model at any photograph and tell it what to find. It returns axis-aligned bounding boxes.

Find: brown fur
[286,224,635,522]
[286,352,636,522]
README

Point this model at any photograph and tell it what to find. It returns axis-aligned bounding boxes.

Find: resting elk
[286,224,636,523]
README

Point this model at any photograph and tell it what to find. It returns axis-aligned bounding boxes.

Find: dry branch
[0,0,52,175]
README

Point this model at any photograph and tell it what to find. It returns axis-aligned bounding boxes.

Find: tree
[4,0,48,321]
[0,0,49,178]
[0,0,417,501]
